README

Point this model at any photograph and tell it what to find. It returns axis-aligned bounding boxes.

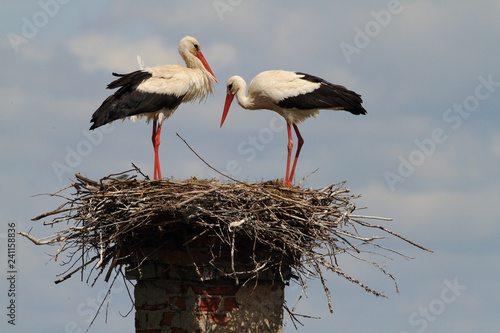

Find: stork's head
[178,36,217,83]
[220,76,245,127]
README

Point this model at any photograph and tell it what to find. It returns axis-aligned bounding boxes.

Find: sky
[1,0,499,332]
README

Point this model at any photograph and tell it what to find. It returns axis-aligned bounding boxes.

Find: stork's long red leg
[152,120,157,179]
[288,124,304,187]
[151,119,162,180]
[155,121,162,179]
[285,124,293,187]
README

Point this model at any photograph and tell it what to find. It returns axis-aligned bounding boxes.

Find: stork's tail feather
[107,70,151,90]
[90,70,155,130]
[336,88,367,115]
[90,96,115,129]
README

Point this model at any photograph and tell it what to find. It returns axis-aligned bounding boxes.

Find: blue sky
[1,1,500,332]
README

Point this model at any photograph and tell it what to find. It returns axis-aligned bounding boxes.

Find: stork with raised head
[220,70,366,187]
[90,36,217,180]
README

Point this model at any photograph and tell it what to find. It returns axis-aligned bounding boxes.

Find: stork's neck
[182,52,199,69]
[234,80,257,110]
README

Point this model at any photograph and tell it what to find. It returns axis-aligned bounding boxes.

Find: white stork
[220,70,366,187]
[90,36,217,180]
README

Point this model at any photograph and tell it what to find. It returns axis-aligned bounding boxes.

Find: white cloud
[204,42,238,73]
[360,182,500,241]
[1,40,54,62]
[67,33,178,73]
[66,31,234,77]
[108,0,217,32]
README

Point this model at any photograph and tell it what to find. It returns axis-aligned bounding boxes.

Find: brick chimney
[128,247,287,333]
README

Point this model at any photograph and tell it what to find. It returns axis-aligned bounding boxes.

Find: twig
[18,232,58,245]
[176,132,247,185]
[131,163,149,179]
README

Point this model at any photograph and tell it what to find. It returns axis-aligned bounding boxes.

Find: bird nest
[22,166,430,320]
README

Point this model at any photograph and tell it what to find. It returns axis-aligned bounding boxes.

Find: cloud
[1,40,54,62]
[66,31,236,78]
[204,41,238,73]
[360,182,500,242]
[107,0,218,31]
[67,33,178,73]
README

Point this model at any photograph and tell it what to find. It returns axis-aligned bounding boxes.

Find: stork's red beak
[220,94,235,127]
[195,51,217,83]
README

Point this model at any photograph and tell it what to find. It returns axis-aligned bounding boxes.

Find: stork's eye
[194,44,200,52]
[228,83,233,90]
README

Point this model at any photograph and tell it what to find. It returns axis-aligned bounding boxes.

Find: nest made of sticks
[22,166,431,316]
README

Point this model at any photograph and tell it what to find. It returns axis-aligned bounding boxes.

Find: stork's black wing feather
[90,71,184,129]
[278,72,367,115]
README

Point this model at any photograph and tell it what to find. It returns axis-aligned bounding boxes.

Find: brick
[200,284,240,296]
[161,313,175,326]
[223,297,239,311]
[208,313,228,326]
[271,283,281,291]
[136,309,165,330]
[135,280,177,309]
[197,297,221,312]
[175,297,187,310]
[187,284,199,294]
[133,256,285,331]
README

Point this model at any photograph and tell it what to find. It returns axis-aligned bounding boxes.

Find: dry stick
[350,252,400,293]
[118,272,136,318]
[182,229,210,246]
[103,167,140,180]
[176,132,246,185]
[231,230,238,285]
[86,271,121,332]
[349,214,393,221]
[287,274,313,324]
[352,219,433,252]
[313,261,333,313]
[283,302,306,329]
[18,232,59,245]
[75,173,100,186]
[131,163,149,179]
[32,205,74,221]
[175,189,216,208]
[101,248,125,284]
[185,246,203,280]
[54,255,99,284]
[31,184,73,199]
[297,168,319,187]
